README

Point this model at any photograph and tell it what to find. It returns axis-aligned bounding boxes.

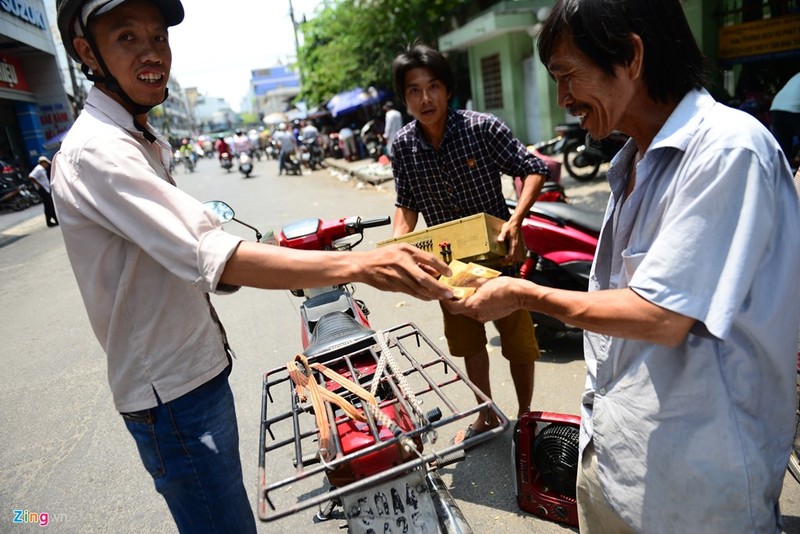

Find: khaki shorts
[439,303,540,364]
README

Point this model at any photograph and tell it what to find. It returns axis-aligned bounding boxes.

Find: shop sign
[718,14,800,61]
[40,102,72,141]
[0,55,31,92]
[0,0,48,30]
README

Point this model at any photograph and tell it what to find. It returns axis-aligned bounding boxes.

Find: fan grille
[532,423,580,498]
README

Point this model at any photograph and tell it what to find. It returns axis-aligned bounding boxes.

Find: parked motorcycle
[360,120,386,161]
[507,198,602,343]
[563,131,628,182]
[534,124,628,182]
[205,201,507,533]
[0,165,41,212]
[514,147,568,204]
[238,152,253,178]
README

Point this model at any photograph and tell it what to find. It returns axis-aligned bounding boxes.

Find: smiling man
[443,1,800,532]
[51,1,453,532]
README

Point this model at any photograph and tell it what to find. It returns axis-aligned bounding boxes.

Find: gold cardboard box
[377,213,507,265]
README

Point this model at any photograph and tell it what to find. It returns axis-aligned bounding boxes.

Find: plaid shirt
[392,109,548,227]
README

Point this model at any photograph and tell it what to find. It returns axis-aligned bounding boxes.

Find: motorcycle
[534,124,628,182]
[282,150,303,176]
[300,138,327,171]
[508,198,602,344]
[264,140,280,161]
[514,147,568,204]
[219,152,233,172]
[361,120,386,161]
[238,152,253,178]
[205,201,508,533]
[0,167,41,212]
[562,131,628,182]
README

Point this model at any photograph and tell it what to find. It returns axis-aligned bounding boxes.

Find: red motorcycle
[205,201,507,533]
[508,198,602,343]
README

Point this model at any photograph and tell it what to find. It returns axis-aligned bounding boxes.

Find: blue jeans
[122,368,256,533]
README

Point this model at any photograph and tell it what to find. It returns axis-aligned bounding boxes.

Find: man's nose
[556,83,569,109]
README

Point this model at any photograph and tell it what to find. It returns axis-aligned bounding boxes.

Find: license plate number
[341,469,439,534]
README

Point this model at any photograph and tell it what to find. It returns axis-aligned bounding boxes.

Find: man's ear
[73,37,100,73]
[626,33,645,81]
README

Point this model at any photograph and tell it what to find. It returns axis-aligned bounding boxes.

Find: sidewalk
[324,156,394,185]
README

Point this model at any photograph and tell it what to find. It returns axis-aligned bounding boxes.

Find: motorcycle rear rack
[257,321,509,523]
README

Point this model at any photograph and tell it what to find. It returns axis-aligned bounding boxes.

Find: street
[1,154,799,533]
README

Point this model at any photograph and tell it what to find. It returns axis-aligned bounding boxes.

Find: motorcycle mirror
[205,200,235,223]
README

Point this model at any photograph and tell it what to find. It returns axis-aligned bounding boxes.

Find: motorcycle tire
[563,141,600,182]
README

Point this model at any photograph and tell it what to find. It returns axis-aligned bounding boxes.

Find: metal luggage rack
[257,321,509,523]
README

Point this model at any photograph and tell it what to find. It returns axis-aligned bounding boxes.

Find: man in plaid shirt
[390,43,549,443]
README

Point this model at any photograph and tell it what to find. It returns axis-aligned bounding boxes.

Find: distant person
[52,0,452,531]
[339,125,358,161]
[232,129,252,156]
[28,156,58,227]
[770,72,800,168]
[382,101,403,158]
[275,122,297,175]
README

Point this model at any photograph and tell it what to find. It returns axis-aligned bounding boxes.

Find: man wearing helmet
[51,1,453,531]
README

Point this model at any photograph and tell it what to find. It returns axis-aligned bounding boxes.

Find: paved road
[1,155,798,533]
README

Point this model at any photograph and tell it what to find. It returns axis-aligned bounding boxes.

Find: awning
[326,87,386,117]
[43,129,70,151]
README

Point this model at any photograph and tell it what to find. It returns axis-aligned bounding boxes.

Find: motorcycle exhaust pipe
[426,471,473,534]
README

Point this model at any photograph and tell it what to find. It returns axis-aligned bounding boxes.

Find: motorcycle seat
[531,202,603,236]
[507,199,603,236]
[304,311,377,362]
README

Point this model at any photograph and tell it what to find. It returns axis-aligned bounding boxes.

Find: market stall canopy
[263,112,288,125]
[326,87,387,117]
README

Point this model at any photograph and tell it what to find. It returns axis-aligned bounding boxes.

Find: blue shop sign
[1,0,48,30]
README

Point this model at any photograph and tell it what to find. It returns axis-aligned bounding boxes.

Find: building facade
[1,0,72,168]
[439,0,800,145]
[251,65,300,120]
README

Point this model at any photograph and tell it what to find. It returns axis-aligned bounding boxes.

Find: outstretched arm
[220,241,453,301]
[444,276,694,346]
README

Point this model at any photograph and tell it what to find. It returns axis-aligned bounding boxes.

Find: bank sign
[0,0,48,30]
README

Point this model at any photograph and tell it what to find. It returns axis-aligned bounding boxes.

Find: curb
[324,158,394,186]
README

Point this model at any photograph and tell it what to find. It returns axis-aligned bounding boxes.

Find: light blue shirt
[770,72,800,113]
[582,89,800,532]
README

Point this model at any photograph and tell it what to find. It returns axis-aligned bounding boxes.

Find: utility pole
[288,0,304,86]
[66,56,86,116]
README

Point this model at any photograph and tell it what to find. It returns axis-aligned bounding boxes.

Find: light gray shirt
[583,89,800,532]
[52,88,243,413]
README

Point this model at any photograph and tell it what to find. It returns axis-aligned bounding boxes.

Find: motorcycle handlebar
[357,216,391,229]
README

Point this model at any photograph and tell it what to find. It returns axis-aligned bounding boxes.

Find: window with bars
[480,54,503,109]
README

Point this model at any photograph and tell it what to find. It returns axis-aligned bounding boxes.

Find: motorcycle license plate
[341,469,439,534]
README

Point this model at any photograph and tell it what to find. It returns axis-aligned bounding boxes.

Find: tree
[297,0,487,107]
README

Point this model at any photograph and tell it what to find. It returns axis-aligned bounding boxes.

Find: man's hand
[497,222,525,265]
[354,243,453,301]
[442,276,526,322]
